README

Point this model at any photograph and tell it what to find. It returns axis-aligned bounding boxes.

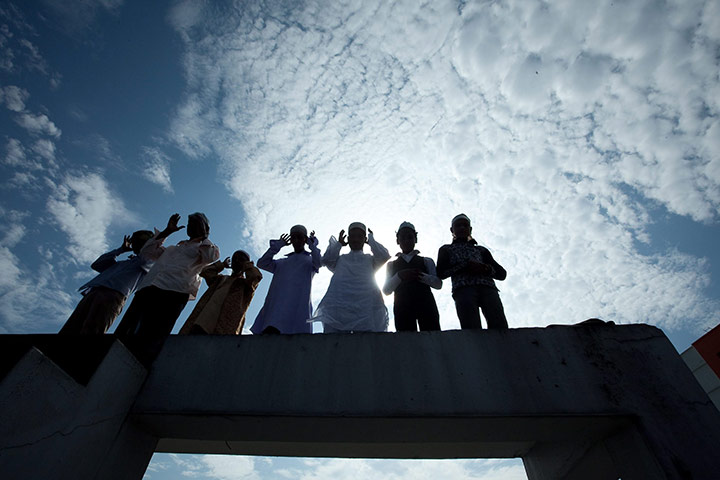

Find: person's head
[130,230,154,255]
[187,212,210,240]
[231,250,250,274]
[396,221,417,254]
[347,222,367,251]
[289,224,308,253]
[450,213,472,241]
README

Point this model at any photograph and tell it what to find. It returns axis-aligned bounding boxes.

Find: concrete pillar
[0,341,151,480]
[523,423,666,480]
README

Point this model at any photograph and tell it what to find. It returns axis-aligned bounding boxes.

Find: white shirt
[137,233,220,300]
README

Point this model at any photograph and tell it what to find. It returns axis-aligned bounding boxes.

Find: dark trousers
[59,286,126,334]
[452,285,508,330]
[114,286,189,362]
[394,295,440,332]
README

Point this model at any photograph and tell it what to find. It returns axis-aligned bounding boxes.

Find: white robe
[313,233,390,332]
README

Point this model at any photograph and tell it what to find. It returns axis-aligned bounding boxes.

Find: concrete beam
[130,325,720,478]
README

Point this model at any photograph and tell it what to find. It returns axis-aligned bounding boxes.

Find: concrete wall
[0,341,151,480]
[132,325,720,479]
[2,325,720,480]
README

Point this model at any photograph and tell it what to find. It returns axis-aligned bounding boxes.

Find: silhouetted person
[313,222,390,333]
[251,225,321,335]
[436,214,508,329]
[383,221,442,332]
[179,250,262,335]
[115,213,219,359]
[59,230,154,334]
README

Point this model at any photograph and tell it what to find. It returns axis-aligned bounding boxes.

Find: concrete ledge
[150,414,633,459]
[129,325,720,478]
[3,325,719,479]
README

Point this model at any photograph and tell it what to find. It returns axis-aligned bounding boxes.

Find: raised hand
[307,230,316,246]
[279,233,291,245]
[338,229,347,246]
[222,257,232,269]
[366,228,373,242]
[120,235,132,252]
[165,213,185,234]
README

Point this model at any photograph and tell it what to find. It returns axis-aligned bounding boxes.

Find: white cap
[397,221,416,232]
[451,213,471,227]
[348,222,366,233]
[290,225,307,236]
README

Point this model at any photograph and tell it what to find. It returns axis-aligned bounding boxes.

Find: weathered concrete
[130,325,720,479]
[0,340,149,480]
[2,324,720,480]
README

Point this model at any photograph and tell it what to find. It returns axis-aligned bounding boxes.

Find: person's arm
[382,261,400,295]
[436,245,470,279]
[91,235,134,272]
[140,230,166,261]
[367,230,390,270]
[420,257,443,289]
[200,259,226,287]
[156,213,185,241]
[198,241,220,266]
[242,261,263,288]
[257,238,288,273]
[140,214,185,261]
[308,231,322,273]
[484,249,507,281]
[435,246,452,279]
[321,235,342,272]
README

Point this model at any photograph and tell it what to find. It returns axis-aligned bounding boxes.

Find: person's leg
[453,286,482,329]
[394,303,418,332]
[417,296,441,331]
[189,325,208,335]
[323,324,346,334]
[135,288,188,338]
[79,287,126,334]
[478,287,508,329]
[115,287,153,336]
[59,290,96,334]
[133,288,188,363]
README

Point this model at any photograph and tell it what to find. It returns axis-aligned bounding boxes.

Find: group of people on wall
[59,212,508,358]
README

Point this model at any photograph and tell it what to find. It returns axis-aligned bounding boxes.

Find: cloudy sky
[1,0,719,478]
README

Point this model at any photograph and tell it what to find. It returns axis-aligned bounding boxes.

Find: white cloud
[162,455,526,480]
[31,138,57,164]
[15,111,62,138]
[0,4,58,83]
[46,172,135,264]
[0,261,74,333]
[166,0,720,334]
[198,456,259,480]
[4,137,56,172]
[19,38,48,74]
[39,0,124,34]
[0,84,29,111]
[4,138,27,166]
[141,146,174,194]
[0,210,74,333]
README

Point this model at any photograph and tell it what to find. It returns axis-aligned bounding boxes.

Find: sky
[1,0,719,478]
